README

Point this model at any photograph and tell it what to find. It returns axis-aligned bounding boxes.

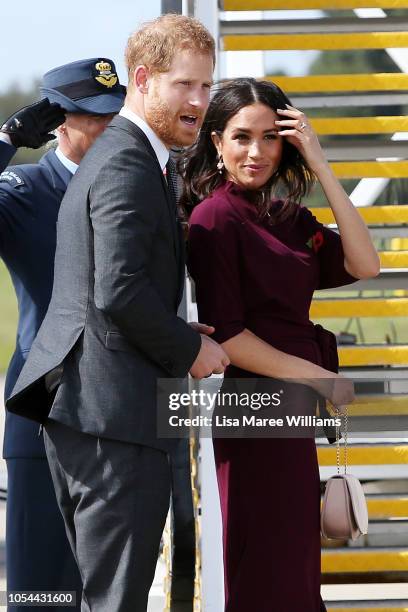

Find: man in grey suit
[7,14,228,611]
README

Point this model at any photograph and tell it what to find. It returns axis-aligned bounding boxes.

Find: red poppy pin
[306,230,324,253]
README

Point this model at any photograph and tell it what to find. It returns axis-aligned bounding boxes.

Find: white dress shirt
[55,147,79,175]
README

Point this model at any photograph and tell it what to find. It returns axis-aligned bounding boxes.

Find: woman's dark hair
[179,77,315,222]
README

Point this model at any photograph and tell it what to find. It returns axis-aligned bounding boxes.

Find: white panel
[195,0,220,80]
[223,50,265,79]
[200,438,225,611]
[350,178,390,208]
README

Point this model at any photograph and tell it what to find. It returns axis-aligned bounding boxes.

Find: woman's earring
[217,154,224,174]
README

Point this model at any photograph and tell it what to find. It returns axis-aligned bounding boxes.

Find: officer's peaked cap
[40,58,125,115]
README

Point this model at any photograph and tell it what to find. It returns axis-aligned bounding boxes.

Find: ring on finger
[299,121,307,131]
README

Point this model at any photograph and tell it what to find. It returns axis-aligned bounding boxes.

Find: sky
[0,2,317,94]
[0,0,162,93]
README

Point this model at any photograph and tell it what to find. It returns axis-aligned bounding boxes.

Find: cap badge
[94,61,118,89]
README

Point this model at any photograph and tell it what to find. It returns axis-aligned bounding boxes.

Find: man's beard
[145,95,198,148]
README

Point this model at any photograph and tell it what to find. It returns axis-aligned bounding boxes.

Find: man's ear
[211,131,222,156]
[56,122,67,136]
[134,65,149,94]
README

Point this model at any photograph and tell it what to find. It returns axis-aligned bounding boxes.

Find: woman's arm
[223,328,354,406]
[276,105,380,280]
[313,163,380,279]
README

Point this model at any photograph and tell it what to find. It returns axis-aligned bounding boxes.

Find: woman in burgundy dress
[183,79,379,611]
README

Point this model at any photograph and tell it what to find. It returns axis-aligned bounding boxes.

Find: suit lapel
[110,116,180,259]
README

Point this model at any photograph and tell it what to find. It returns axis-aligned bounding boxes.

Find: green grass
[0,260,17,374]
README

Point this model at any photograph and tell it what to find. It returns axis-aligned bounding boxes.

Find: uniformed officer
[0,58,125,611]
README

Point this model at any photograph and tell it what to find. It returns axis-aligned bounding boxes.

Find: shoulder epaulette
[0,170,25,188]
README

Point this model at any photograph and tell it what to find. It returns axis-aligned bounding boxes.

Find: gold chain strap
[335,404,348,475]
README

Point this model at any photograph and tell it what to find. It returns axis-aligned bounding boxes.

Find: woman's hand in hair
[274,104,327,174]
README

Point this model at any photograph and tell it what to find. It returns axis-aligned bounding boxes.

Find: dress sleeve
[301,207,358,290]
[188,198,246,344]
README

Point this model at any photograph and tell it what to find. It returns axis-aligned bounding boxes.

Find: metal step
[311,298,408,318]
[330,160,408,179]
[322,547,408,574]
[289,92,408,109]
[222,31,408,52]
[338,344,408,367]
[323,581,408,603]
[324,141,408,162]
[320,494,408,520]
[318,443,408,466]
[337,345,408,367]
[320,269,408,292]
[364,480,408,495]
[266,73,408,94]
[222,0,408,9]
[220,17,408,35]
[310,205,408,226]
[367,497,408,520]
[308,203,408,237]
[319,439,408,480]
[379,253,408,269]
[314,116,408,135]
[349,395,408,417]
[327,603,408,611]
[351,521,408,547]
[320,465,408,480]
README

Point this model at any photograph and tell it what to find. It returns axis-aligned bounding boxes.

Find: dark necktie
[166,158,178,217]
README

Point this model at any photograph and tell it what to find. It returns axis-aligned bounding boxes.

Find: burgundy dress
[188,181,357,612]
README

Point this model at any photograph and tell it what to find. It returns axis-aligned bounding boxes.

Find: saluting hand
[0,98,66,149]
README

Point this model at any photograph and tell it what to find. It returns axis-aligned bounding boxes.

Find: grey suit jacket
[6,116,201,452]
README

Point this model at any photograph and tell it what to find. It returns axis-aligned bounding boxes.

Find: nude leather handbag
[320,407,369,541]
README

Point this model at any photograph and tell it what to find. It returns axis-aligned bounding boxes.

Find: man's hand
[0,98,66,149]
[189,335,230,379]
[189,322,215,336]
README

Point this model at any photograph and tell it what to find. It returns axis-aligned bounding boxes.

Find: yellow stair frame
[223,0,408,9]
[267,73,408,94]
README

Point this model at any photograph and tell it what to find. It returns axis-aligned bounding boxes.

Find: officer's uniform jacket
[0,141,15,169]
[0,143,72,457]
